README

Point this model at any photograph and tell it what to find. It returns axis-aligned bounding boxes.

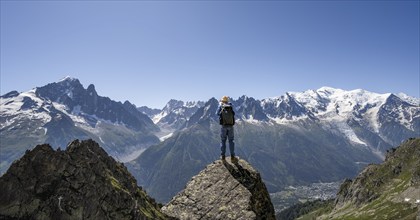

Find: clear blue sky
[1,1,419,108]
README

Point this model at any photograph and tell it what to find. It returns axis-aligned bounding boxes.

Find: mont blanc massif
[1,77,419,216]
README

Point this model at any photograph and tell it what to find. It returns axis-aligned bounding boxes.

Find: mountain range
[0,77,159,174]
[133,87,419,202]
[1,77,419,206]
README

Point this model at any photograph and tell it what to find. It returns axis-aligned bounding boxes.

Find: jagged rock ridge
[162,158,275,220]
[0,139,169,220]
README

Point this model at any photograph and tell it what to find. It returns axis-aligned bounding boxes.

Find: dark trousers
[220,125,235,156]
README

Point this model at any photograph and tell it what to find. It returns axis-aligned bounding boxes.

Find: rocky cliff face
[161,158,275,220]
[0,139,169,220]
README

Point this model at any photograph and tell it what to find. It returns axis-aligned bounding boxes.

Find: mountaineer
[216,96,236,161]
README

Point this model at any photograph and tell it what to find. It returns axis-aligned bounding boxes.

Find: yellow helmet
[220,96,229,103]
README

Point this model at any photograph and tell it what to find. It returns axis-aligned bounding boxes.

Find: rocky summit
[0,139,169,220]
[162,158,276,220]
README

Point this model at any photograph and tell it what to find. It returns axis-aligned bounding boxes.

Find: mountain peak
[1,90,20,98]
[0,139,168,219]
[163,99,185,111]
[56,76,82,88]
[58,76,79,83]
[317,86,343,94]
[397,93,419,106]
[86,84,98,96]
[162,158,276,220]
[35,77,84,102]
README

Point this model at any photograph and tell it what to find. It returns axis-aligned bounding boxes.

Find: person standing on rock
[216,96,236,161]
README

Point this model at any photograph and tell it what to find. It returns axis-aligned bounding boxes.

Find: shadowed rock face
[0,139,170,220]
[162,158,275,220]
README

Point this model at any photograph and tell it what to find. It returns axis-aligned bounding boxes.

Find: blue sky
[1,1,419,108]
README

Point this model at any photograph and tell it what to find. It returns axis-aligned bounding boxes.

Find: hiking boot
[231,156,236,161]
[221,155,226,160]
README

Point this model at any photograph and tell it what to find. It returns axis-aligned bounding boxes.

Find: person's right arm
[216,103,222,116]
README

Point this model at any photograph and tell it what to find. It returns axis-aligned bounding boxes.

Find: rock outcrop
[0,139,170,220]
[162,158,275,220]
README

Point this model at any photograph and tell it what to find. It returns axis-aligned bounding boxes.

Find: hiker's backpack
[220,105,235,125]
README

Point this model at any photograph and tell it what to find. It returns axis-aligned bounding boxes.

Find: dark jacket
[216,102,235,125]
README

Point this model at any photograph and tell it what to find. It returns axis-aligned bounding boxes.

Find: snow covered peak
[152,99,205,127]
[58,76,78,83]
[289,87,391,114]
[313,87,385,101]
[164,99,184,109]
[316,86,345,95]
[55,77,83,92]
[397,93,419,106]
[0,89,52,128]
